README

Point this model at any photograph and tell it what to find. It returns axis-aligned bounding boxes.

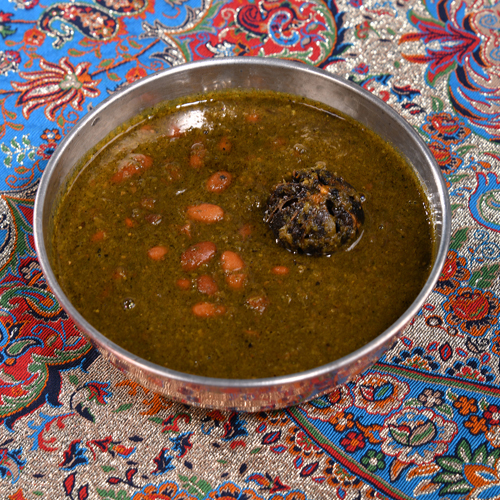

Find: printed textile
[0,0,500,499]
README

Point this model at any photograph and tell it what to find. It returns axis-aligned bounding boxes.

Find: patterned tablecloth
[1,0,499,498]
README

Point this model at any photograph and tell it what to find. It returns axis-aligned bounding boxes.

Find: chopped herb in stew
[51,89,434,379]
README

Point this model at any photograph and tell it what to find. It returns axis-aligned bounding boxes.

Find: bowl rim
[34,57,451,396]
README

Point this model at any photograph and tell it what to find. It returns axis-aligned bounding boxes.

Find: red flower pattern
[12,57,100,120]
[443,287,500,337]
[85,381,111,405]
[340,432,366,452]
[436,250,471,295]
[428,141,463,174]
[0,11,13,24]
[23,28,45,47]
[126,66,148,83]
[36,142,57,159]
[484,405,500,426]
[422,112,471,144]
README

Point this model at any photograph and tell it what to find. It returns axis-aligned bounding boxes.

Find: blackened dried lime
[264,166,364,255]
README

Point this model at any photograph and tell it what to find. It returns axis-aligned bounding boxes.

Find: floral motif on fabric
[321,459,366,497]
[0,183,95,430]
[422,111,471,145]
[352,372,409,415]
[11,57,100,121]
[390,346,440,372]
[432,437,500,498]
[284,426,323,461]
[427,141,463,175]
[38,1,151,48]
[399,0,500,141]
[141,0,350,67]
[443,287,500,337]
[305,385,353,416]
[380,407,458,464]
[132,480,198,500]
[436,250,471,296]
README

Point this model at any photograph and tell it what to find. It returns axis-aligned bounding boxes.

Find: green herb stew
[52,89,434,379]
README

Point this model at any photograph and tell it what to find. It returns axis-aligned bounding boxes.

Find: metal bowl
[34,58,450,411]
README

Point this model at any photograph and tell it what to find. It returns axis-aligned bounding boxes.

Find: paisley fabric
[0,0,499,498]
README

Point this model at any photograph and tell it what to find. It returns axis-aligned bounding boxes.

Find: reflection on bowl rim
[34,57,451,412]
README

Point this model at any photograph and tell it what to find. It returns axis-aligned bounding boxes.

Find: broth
[51,90,434,379]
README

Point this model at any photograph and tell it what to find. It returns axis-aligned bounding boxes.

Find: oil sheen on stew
[52,90,434,379]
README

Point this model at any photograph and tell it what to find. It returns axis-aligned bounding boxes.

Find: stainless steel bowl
[34,58,450,411]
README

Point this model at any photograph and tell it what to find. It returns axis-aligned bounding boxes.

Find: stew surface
[52,89,434,379]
